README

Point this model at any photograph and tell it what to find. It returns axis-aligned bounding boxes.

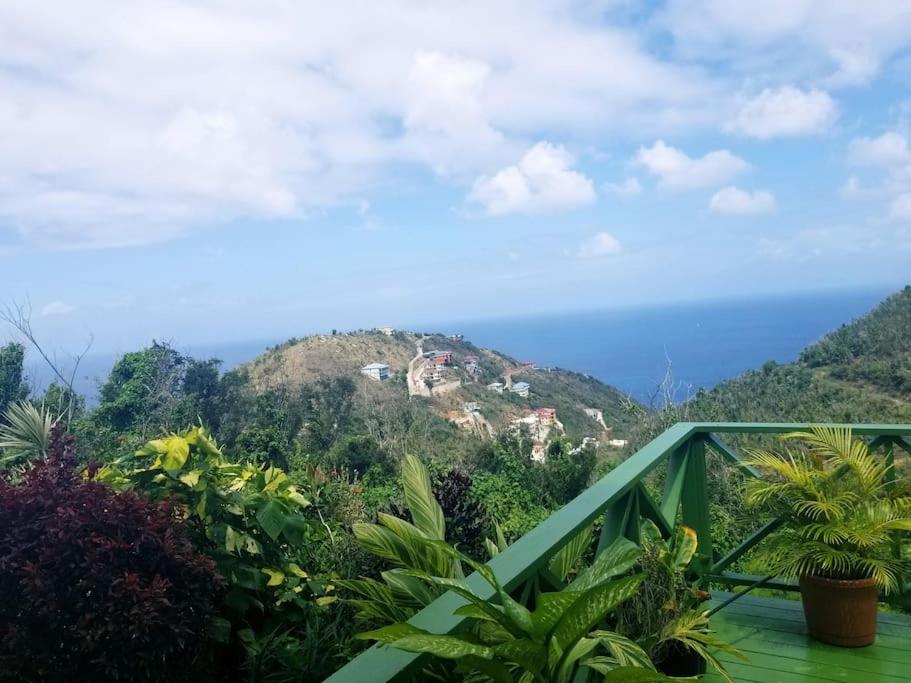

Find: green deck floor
[703,593,911,682]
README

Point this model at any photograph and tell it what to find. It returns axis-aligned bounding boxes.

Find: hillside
[241,329,639,460]
[687,286,911,424]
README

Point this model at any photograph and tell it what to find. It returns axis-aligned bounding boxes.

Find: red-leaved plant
[0,427,224,682]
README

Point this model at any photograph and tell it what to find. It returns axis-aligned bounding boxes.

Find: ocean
[40,287,894,405]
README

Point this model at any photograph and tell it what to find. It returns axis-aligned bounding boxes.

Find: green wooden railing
[328,422,911,682]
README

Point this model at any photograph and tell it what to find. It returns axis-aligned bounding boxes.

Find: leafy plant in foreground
[94,426,332,676]
[744,426,911,592]
[0,427,222,682]
[359,537,675,682]
[613,522,742,682]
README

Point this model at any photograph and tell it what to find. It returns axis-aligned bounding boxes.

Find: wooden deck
[704,592,911,682]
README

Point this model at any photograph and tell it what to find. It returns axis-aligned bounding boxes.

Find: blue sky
[2,1,911,353]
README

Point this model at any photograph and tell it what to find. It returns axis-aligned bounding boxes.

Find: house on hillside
[361,362,390,381]
[510,381,530,398]
[520,360,537,369]
[425,350,453,367]
[448,334,464,341]
[487,382,504,393]
[535,407,556,425]
[463,402,480,414]
[464,354,480,374]
[377,326,395,336]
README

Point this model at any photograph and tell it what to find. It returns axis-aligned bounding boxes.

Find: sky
[2,1,911,353]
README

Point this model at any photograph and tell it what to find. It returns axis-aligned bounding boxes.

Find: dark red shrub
[0,429,224,682]
[433,469,490,558]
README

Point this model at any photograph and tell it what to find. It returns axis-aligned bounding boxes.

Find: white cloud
[661,1,911,86]
[578,232,622,258]
[469,142,595,215]
[603,177,643,197]
[39,301,75,316]
[0,2,716,249]
[634,140,749,190]
[849,132,911,167]
[840,176,881,201]
[727,86,836,139]
[709,186,777,215]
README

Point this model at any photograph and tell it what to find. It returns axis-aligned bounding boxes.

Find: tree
[0,343,27,415]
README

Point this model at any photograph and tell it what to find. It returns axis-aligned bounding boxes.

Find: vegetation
[744,426,911,592]
[0,428,222,682]
[0,289,909,679]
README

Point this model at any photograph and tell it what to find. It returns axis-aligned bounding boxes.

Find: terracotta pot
[799,575,879,647]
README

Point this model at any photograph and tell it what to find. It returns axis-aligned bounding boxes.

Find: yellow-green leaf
[262,568,285,587]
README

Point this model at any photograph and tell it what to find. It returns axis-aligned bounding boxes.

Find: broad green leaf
[378,513,450,575]
[208,616,232,644]
[225,525,242,552]
[530,592,578,641]
[390,634,493,660]
[179,469,202,488]
[492,638,546,674]
[499,589,534,636]
[456,655,513,683]
[382,569,438,606]
[158,436,189,472]
[555,636,600,683]
[402,454,445,540]
[671,525,698,571]
[548,524,593,581]
[261,567,285,587]
[255,500,287,541]
[550,574,644,668]
[357,623,428,643]
[353,522,418,568]
[568,537,640,592]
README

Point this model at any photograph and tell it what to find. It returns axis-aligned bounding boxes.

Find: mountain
[686,286,911,424]
[238,329,639,460]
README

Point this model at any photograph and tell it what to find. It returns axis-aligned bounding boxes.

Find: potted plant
[612,521,743,682]
[743,426,911,647]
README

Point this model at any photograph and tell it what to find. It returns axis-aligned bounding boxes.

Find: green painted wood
[636,484,673,538]
[705,432,762,478]
[685,422,911,436]
[709,571,798,592]
[660,441,688,526]
[711,518,784,573]
[680,437,712,577]
[894,435,911,454]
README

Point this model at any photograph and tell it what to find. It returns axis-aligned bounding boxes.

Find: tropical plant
[743,426,911,592]
[358,537,676,682]
[93,426,332,672]
[613,521,742,683]
[0,400,56,468]
[339,454,461,625]
[0,427,223,682]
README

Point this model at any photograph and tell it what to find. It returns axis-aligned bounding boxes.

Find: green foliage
[0,343,28,415]
[744,426,911,592]
[470,472,551,540]
[358,538,659,683]
[0,400,55,468]
[92,342,223,438]
[340,454,464,626]
[94,427,333,652]
[540,437,596,505]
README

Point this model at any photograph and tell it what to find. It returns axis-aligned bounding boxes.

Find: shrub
[432,468,490,557]
[0,428,223,682]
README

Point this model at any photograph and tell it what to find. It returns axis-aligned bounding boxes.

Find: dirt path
[407,340,431,397]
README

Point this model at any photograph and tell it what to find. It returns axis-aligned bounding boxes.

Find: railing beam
[681,437,712,578]
[711,518,784,574]
[705,433,762,479]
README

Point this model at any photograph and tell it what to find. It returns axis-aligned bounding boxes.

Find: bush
[0,429,223,682]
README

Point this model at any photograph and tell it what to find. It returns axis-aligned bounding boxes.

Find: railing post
[597,489,640,554]
[680,435,712,578]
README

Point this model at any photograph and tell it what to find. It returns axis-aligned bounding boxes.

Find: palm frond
[0,401,56,466]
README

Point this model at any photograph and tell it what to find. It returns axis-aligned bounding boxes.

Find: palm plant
[0,401,56,468]
[743,426,911,592]
[358,537,679,682]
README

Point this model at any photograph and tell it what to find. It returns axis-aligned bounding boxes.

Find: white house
[361,362,390,381]
[377,326,395,336]
[510,381,530,398]
[487,382,504,393]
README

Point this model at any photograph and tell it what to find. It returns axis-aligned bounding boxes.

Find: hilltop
[240,328,639,461]
[687,286,911,424]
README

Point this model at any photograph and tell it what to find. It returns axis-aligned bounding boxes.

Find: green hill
[687,286,911,424]
[238,329,639,463]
